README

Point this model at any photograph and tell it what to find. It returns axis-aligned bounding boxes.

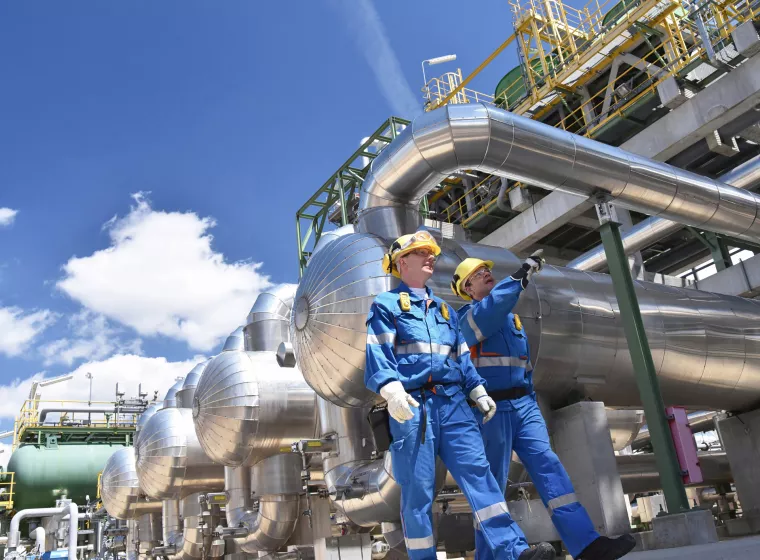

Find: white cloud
[0,208,18,227]
[0,307,57,357]
[57,193,271,351]
[330,0,421,118]
[39,310,142,367]
[0,354,203,420]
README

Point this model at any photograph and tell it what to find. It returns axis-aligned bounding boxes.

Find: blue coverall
[365,281,530,560]
[458,275,600,559]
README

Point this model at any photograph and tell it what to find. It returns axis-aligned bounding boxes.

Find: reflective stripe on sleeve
[367,333,395,345]
[466,309,486,342]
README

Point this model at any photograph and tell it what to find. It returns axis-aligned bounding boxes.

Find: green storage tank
[495,65,528,109]
[495,54,564,109]
[7,443,126,510]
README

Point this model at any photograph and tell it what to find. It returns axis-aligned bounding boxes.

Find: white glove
[380,381,419,423]
[524,249,545,280]
[470,385,496,423]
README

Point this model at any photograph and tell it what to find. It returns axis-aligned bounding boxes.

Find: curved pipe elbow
[326,453,401,527]
[233,494,301,554]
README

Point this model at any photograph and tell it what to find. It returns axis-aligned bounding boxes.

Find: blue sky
[0,0,520,439]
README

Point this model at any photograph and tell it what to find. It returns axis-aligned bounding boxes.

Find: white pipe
[31,527,46,552]
[67,502,78,560]
[9,506,66,549]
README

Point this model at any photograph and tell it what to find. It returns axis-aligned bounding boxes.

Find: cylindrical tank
[135,407,224,499]
[292,232,760,412]
[7,443,126,510]
[192,350,318,467]
[101,447,162,519]
[135,403,162,446]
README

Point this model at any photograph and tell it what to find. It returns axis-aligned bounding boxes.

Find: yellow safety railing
[428,0,757,227]
[425,70,495,109]
[13,399,139,449]
[0,472,15,510]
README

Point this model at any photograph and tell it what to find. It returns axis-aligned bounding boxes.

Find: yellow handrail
[427,0,756,227]
[0,472,15,510]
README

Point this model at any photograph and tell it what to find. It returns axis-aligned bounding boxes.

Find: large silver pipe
[356,103,760,243]
[166,493,222,560]
[193,327,317,467]
[568,154,760,271]
[164,379,186,409]
[244,285,297,352]
[160,499,184,559]
[136,513,161,560]
[616,452,731,494]
[175,362,209,410]
[135,407,224,499]
[317,399,401,526]
[127,519,139,560]
[292,231,760,411]
[135,403,162,447]
[632,411,718,451]
[101,447,162,519]
[224,455,303,554]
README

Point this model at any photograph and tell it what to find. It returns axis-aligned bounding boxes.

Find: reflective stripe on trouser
[389,388,529,560]
[474,398,600,559]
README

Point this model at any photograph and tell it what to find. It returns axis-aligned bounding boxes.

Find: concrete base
[624,535,760,559]
[652,509,718,550]
[551,402,631,537]
[717,410,760,534]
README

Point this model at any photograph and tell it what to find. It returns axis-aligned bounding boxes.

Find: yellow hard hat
[381,231,441,278]
[451,258,494,301]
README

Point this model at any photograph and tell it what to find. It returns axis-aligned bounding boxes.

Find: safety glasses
[397,230,436,252]
[465,266,492,287]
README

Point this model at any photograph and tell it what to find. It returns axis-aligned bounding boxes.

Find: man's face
[464,266,494,301]
[398,248,437,286]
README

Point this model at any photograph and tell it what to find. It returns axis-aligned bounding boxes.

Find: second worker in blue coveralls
[452,254,636,560]
[365,231,557,560]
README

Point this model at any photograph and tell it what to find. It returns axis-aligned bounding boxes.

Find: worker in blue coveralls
[365,230,557,560]
[451,255,636,560]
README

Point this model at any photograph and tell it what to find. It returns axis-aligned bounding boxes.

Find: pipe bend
[357,103,760,242]
[234,494,301,554]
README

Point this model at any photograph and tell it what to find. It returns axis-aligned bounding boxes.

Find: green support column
[597,202,690,514]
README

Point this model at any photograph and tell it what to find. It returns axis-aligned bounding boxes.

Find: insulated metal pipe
[568,154,760,271]
[101,447,162,519]
[292,231,760,411]
[224,455,303,553]
[356,103,760,243]
[243,285,296,352]
[317,399,402,526]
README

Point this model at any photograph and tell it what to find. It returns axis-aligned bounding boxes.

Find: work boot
[518,542,556,560]
[577,534,636,560]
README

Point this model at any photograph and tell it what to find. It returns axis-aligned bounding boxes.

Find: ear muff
[382,253,393,274]
[450,275,461,297]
